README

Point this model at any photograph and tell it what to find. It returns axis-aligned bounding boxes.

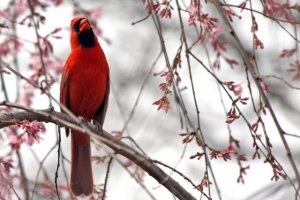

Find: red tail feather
[70,130,93,196]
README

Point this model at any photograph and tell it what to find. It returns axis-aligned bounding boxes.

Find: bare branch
[0,102,206,200]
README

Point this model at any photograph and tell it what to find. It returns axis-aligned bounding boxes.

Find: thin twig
[175,1,221,199]
[115,158,157,200]
[0,57,30,200]
[261,75,300,90]
[102,157,113,200]
[220,3,300,25]
[132,13,151,25]
[121,51,162,134]
[55,128,62,200]
[153,159,211,198]
[10,0,21,103]
[30,143,57,200]
[188,50,298,193]
[284,132,300,139]
[212,0,300,193]
[1,173,21,200]
[26,0,52,107]
[60,149,73,199]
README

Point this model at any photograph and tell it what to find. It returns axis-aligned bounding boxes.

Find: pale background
[0,0,300,199]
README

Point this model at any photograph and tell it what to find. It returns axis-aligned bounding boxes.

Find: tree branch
[0,102,208,200]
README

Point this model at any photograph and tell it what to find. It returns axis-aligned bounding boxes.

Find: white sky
[0,0,300,200]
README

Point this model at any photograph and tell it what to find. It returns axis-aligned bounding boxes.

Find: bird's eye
[72,18,83,32]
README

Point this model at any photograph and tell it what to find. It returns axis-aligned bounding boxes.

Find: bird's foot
[47,106,54,112]
[78,116,90,127]
[92,119,103,134]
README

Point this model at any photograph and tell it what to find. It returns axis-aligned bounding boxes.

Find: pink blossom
[153,96,171,113]
[210,145,237,161]
[28,54,41,70]
[159,83,171,94]
[145,2,160,13]
[39,179,68,197]
[252,149,261,159]
[265,0,294,21]
[41,37,53,56]
[20,120,45,145]
[0,158,13,173]
[233,83,243,97]
[197,175,211,191]
[224,81,244,97]
[7,130,24,151]
[211,25,223,38]
[225,58,239,68]
[179,132,196,144]
[253,34,264,49]
[91,156,107,164]
[223,7,239,22]
[0,158,13,199]
[208,26,226,52]
[190,152,205,160]
[251,21,258,32]
[20,84,34,107]
[15,1,28,17]
[0,9,10,19]
[0,38,23,57]
[159,2,173,18]
[0,41,9,56]
[260,81,269,92]
[239,1,248,11]
[199,13,219,31]
[187,2,201,26]
[51,58,64,73]
[44,58,64,73]
[39,179,54,196]
[279,48,296,58]
[188,2,199,17]
[266,0,282,12]
[0,106,12,114]
[226,106,240,124]
[160,71,173,86]
[29,54,63,73]
[213,57,220,70]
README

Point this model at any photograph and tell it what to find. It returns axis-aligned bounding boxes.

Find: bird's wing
[94,75,110,126]
[60,64,71,136]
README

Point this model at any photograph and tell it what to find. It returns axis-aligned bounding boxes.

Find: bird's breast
[67,49,109,119]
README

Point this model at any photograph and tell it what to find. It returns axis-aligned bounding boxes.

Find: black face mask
[73,18,95,48]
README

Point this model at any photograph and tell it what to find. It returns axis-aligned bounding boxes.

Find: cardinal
[60,17,109,196]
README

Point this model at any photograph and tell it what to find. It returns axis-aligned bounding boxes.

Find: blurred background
[0,0,300,199]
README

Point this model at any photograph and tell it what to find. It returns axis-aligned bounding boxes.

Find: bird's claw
[48,106,54,112]
[92,119,103,133]
[78,116,89,126]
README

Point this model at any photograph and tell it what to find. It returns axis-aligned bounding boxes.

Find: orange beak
[79,18,90,32]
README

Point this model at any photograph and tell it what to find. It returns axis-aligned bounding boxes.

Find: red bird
[60,17,109,196]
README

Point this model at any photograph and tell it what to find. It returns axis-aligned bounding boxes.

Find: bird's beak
[79,18,90,32]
